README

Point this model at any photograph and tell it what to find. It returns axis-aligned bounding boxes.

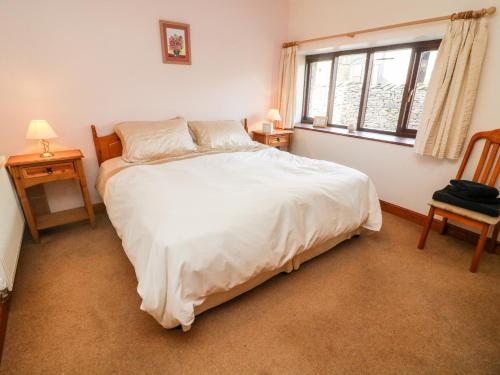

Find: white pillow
[115,118,196,162]
[188,120,253,150]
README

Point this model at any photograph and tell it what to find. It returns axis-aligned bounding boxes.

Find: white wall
[289,0,500,214]
[0,0,288,211]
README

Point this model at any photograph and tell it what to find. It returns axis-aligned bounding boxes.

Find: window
[407,50,438,130]
[330,53,366,129]
[302,40,441,138]
[305,58,332,118]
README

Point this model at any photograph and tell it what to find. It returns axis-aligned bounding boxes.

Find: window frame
[302,40,441,138]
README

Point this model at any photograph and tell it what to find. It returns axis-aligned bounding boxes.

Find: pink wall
[0,0,288,211]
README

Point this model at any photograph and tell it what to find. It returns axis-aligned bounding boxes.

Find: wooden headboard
[91,118,249,166]
[91,125,123,166]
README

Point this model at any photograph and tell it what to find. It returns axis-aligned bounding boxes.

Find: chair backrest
[456,129,500,186]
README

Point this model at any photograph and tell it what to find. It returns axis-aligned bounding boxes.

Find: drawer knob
[276,138,280,142]
[46,167,53,175]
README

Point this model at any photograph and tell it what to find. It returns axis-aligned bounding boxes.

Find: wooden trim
[302,61,312,120]
[394,47,417,136]
[282,41,298,48]
[6,150,83,167]
[0,293,11,364]
[91,125,123,166]
[433,207,485,230]
[286,7,496,46]
[379,200,500,253]
[380,200,438,227]
[356,52,372,132]
[326,56,337,123]
[397,43,440,136]
[456,129,500,185]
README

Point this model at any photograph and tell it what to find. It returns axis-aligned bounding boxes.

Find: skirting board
[379,200,499,253]
[0,295,10,364]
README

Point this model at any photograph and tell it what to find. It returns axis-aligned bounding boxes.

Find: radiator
[0,156,24,296]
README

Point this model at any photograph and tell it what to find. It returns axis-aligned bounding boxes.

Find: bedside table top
[7,149,83,167]
[252,129,294,136]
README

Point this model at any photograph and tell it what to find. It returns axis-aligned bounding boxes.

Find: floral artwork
[159,20,191,65]
[168,33,184,56]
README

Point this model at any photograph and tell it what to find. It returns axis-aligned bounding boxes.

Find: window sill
[293,124,415,147]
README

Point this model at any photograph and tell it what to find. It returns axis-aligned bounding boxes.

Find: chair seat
[430,199,500,225]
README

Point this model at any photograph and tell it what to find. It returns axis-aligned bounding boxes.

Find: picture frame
[262,122,274,133]
[159,20,191,65]
[313,116,327,128]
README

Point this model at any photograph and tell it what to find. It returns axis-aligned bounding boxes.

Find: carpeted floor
[1,212,500,374]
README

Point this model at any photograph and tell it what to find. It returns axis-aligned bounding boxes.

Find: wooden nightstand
[252,130,293,151]
[6,150,96,243]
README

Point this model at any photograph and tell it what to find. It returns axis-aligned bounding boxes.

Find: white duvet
[99,147,382,328]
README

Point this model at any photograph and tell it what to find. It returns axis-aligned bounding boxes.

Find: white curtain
[415,17,488,159]
[277,44,297,129]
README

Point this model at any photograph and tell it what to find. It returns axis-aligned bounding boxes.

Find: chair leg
[440,218,448,235]
[487,222,500,254]
[470,224,489,273]
[418,206,435,250]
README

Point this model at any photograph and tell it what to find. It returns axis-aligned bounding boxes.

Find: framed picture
[313,116,327,128]
[262,122,274,133]
[159,20,191,65]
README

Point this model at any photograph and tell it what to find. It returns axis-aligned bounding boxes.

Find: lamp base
[273,120,283,130]
[39,139,54,158]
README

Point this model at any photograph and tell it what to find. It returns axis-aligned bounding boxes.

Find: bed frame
[90,118,362,332]
[91,119,249,165]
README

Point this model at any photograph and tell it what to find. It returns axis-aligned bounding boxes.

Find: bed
[91,119,382,331]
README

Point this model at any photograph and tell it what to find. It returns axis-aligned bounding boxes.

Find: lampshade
[267,109,282,122]
[26,120,57,140]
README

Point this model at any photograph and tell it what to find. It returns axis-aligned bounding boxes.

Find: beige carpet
[1,212,500,374]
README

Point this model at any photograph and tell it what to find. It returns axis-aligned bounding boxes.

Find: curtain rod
[283,6,496,48]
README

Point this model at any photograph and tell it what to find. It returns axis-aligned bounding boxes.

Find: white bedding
[99,147,382,328]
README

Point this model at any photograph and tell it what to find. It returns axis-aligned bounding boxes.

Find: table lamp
[26,120,57,157]
[267,109,282,129]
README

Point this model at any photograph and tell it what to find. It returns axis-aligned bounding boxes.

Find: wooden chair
[418,129,500,272]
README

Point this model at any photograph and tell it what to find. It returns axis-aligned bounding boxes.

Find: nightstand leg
[20,190,40,243]
[11,169,40,243]
[75,159,96,228]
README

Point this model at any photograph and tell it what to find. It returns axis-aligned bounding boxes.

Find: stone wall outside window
[308,81,427,131]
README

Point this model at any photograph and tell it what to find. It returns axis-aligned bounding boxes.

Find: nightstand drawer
[21,162,75,180]
[267,134,289,147]
[252,130,293,151]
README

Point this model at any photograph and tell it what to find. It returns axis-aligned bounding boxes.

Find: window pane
[363,49,412,132]
[307,60,332,118]
[330,53,366,128]
[407,50,438,130]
